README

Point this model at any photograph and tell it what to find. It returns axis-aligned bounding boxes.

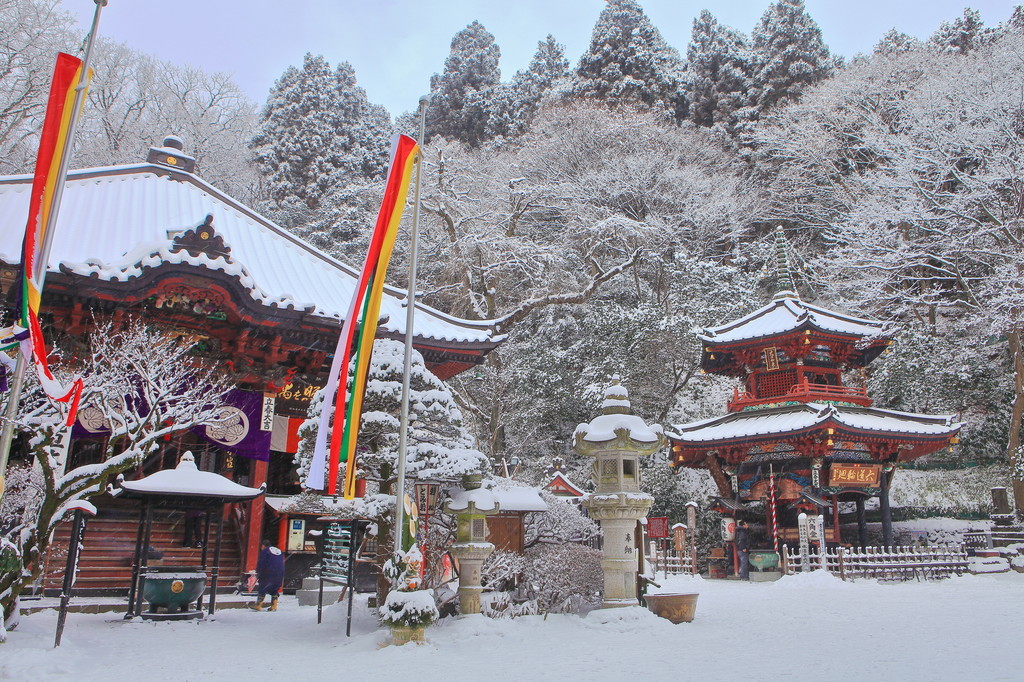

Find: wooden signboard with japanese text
[829,463,882,487]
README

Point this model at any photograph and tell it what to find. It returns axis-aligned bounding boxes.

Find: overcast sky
[66,0,1020,117]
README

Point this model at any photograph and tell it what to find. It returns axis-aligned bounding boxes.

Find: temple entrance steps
[42,497,244,596]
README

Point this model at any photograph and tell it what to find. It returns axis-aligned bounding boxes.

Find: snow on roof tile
[668,403,960,444]
[118,452,264,499]
[0,165,496,345]
[699,296,887,344]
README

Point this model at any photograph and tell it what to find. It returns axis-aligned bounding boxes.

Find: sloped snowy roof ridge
[698,296,888,345]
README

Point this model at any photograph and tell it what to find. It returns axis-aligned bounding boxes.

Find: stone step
[295,585,347,607]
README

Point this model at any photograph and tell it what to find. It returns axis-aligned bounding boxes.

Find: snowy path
[3,572,1021,681]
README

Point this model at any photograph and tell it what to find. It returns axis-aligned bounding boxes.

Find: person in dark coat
[251,538,285,611]
[735,520,751,580]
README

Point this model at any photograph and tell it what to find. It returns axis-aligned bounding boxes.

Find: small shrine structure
[542,457,585,500]
[576,379,663,607]
[666,229,962,548]
[114,452,264,619]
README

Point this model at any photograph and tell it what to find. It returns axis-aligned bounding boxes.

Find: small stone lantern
[444,474,498,615]
[575,378,664,608]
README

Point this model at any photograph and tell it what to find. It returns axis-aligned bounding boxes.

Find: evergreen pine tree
[748,0,833,112]
[425,21,502,146]
[571,0,686,120]
[873,28,922,55]
[1007,5,1024,32]
[250,54,390,211]
[931,8,995,54]
[294,340,487,494]
[684,10,751,130]
[487,34,570,139]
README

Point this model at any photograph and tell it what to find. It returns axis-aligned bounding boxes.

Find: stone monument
[575,378,664,608]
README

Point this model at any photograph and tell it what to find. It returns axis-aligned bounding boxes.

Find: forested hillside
[3,0,1022,510]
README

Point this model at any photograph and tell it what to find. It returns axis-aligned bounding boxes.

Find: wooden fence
[647,542,696,577]
[782,544,968,581]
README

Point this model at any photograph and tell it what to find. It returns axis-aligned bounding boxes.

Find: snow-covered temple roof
[668,402,960,446]
[0,162,498,346]
[116,452,264,501]
[698,295,888,346]
[446,481,548,513]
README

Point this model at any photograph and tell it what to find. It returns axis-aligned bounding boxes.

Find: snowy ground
[4,572,1022,681]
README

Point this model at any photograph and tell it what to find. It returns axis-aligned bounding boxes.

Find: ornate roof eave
[12,254,499,361]
[667,404,961,453]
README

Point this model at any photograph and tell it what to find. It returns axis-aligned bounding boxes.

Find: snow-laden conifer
[250,54,390,211]
[685,10,751,131]
[570,0,686,121]
[748,0,833,113]
[425,21,501,146]
[487,35,570,140]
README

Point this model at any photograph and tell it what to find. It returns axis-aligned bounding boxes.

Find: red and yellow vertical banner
[307,134,419,496]
[17,52,88,424]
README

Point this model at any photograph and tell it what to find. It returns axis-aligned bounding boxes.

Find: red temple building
[667,230,961,549]
[0,137,500,593]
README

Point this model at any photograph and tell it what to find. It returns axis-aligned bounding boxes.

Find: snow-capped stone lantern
[444,475,499,615]
[575,378,664,608]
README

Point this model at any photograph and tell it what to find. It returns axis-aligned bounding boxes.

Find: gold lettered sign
[764,346,780,371]
[829,463,882,487]
[275,381,323,412]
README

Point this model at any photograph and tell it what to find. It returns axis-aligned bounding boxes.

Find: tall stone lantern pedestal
[444,475,498,615]
[576,379,664,608]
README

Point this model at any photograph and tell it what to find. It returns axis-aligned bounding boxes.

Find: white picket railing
[647,545,696,576]
[782,544,968,581]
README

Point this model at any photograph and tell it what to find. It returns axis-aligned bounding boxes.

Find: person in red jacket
[251,538,285,611]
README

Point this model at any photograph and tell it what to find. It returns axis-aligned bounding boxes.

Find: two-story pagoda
[667,230,961,547]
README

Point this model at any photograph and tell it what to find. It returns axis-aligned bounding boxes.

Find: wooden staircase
[43,497,245,596]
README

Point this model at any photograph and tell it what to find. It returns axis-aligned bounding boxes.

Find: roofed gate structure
[666,229,961,549]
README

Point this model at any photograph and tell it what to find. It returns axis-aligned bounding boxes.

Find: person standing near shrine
[735,520,751,580]
[251,538,285,611]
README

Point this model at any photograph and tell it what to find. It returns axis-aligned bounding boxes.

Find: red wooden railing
[729,380,872,411]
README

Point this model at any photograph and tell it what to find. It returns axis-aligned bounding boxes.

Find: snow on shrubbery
[889,466,1009,517]
[379,589,439,627]
[482,543,603,616]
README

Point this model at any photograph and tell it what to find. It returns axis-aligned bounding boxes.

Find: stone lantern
[575,378,664,608]
[444,475,498,615]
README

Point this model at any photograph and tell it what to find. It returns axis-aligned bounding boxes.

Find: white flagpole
[0,0,107,504]
[392,97,427,565]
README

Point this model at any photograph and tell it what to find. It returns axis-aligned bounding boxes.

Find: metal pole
[391,97,427,565]
[209,511,224,615]
[0,0,107,503]
[54,507,89,647]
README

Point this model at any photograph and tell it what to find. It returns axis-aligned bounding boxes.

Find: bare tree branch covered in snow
[0,319,229,636]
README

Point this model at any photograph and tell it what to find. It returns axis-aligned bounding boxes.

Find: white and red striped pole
[769,464,780,554]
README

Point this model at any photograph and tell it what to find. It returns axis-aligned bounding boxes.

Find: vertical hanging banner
[15,52,89,424]
[306,134,420,496]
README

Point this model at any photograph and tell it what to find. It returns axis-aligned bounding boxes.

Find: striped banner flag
[307,134,420,496]
[17,52,88,424]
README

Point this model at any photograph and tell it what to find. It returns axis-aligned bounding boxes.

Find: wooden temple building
[666,230,961,549]
[0,136,500,594]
